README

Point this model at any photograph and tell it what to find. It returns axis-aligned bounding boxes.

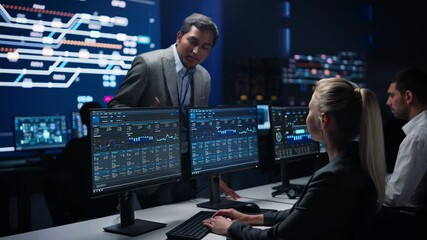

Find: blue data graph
[188,106,259,176]
[270,106,319,161]
[90,108,182,191]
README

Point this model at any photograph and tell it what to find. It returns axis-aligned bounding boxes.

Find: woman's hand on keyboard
[203,216,232,235]
[213,209,264,225]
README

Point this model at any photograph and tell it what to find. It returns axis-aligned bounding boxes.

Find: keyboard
[166,210,215,240]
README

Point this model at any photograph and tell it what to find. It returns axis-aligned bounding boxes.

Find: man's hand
[150,97,160,107]
[219,179,240,200]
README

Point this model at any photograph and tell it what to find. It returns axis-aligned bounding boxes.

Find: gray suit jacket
[107,46,210,205]
[108,45,211,108]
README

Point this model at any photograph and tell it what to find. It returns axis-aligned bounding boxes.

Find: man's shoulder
[195,64,209,76]
[131,48,173,68]
[138,47,172,59]
[403,112,427,138]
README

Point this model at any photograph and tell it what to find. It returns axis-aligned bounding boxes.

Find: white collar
[402,109,427,135]
[172,44,185,74]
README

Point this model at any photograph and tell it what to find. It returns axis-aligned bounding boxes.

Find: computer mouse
[233,202,261,214]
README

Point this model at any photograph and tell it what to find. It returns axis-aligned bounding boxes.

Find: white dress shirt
[172,44,193,107]
[384,110,427,208]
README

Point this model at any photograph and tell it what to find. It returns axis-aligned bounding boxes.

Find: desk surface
[237,182,298,206]
[1,183,295,240]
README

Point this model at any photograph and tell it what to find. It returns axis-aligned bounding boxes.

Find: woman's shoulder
[312,152,369,190]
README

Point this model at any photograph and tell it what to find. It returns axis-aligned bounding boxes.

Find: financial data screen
[188,106,259,176]
[90,108,182,195]
[270,106,319,161]
[0,0,160,152]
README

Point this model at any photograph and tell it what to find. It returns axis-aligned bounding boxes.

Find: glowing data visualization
[0,0,160,151]
[14,115,68,151]
[188,106,259,176]
[0,0,158,89]
[270,106,319,161]
[90,108,181,194]
[282,52,365,85]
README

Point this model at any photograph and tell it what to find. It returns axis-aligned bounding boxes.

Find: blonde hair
[313,78,386,204]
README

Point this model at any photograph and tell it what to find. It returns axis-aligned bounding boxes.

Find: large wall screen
[0,0,160,153]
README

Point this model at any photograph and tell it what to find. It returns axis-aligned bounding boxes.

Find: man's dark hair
[392,68,427,104]
[80,101,102,127]
[179,13,219,46]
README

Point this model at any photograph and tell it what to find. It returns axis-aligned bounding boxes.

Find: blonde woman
[204,78,386,240]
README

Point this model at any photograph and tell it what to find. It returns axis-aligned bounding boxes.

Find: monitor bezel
[269,106,320,164]
[89,107,183,198]
[13,114,68,151]
[186,105,260,179]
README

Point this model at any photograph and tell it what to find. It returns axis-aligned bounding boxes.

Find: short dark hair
[80,101,102,127]
[179,13,219,46]
[392,68,427,104]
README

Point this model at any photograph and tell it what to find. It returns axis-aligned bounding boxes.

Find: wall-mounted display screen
[0,0,160,153]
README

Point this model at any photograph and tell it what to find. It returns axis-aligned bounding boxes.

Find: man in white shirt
[380,68,427,240]
[384,68,427,208]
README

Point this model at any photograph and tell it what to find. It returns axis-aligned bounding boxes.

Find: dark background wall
[2,0,427,236]
[176,0,427,124]
[367,0,427,122]
[160,0,427,188]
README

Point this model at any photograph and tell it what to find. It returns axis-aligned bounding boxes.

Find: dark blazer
[108,45,210,108]
[228,143,376,240]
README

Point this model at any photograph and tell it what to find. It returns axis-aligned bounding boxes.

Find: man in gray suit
[108,13,213,109]
[108,13,239,207]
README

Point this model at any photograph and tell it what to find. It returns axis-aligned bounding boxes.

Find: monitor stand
[197,174,245,210]
[103,191,166,236]
[271,163,300,199]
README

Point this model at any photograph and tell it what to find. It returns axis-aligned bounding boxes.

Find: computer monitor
[257,105,271,132]
[71,111,87,139]
[13,115,68,151]
[187,106,259,209]
[269,106,320,198]
[89,107,182,236]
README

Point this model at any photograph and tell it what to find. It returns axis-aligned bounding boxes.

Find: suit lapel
[162,48,179,107]
[192,68,202,106]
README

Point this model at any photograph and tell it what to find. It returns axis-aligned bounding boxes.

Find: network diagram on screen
[0,0,160,151]
[0,1,156,89]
